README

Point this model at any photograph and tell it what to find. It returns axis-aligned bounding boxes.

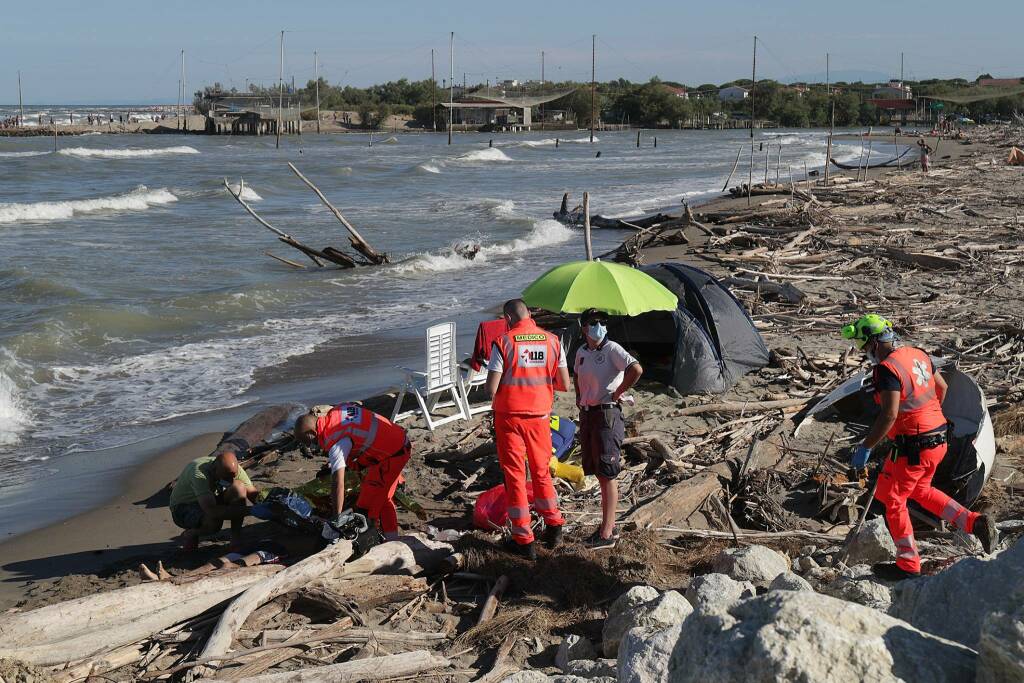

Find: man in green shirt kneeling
[169,450,258,551]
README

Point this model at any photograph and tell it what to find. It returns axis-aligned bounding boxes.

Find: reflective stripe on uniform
[533,496,558,512]
[894,535,918,561]
[499,376,554,387]
[940,500,971,530]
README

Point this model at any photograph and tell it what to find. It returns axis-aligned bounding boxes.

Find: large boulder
[602,589,692,657]
[556,635,597,673]
[685,573,756,612]
[821,574,892,611]
[976,587,1024,683]
[768,572,814,593]
[621,590,976,682]
[844,517,897,565]
[617,624,683,683]
[710,545,789,588]
[891,537,1024,648]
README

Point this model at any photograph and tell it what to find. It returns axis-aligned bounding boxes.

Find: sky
[2,0,1022,104]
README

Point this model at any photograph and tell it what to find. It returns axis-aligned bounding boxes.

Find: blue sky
[3,0,1022,104]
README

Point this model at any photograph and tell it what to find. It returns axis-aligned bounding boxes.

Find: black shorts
[171,502,205,530]
[580,405,624,479]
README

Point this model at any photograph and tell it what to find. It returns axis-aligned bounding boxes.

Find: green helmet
[841,314,895,349]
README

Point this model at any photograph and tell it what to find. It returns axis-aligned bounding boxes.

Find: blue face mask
[586,322,607,343]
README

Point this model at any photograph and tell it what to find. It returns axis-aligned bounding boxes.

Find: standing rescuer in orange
[842,314,997,580]
[486,299,571,560]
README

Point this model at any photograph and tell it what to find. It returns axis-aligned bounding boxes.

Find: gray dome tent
[604,263,770,394]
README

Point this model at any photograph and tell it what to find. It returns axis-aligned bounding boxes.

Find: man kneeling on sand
[169,449,258,551]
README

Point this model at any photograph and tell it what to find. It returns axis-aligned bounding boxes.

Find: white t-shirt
[487,340,568,373]
[327,438,352,473]
[574,340,638,406]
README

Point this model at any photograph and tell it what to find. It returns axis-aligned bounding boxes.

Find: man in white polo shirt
[573,309,643,549]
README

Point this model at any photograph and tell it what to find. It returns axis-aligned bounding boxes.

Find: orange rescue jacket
[316,403,408,465]
[492,319,562,416]
[873,346,947,437]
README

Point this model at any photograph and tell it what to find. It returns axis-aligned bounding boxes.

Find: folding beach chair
[392,322,469,430]
[457,363,492,416]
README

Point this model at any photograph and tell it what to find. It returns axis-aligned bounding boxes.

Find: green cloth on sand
[170,456,252,508]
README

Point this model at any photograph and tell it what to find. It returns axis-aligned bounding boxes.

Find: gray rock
[976,594,1024,683]
[768,572,814,592]
[802,566,839,588]
[654,590,977,682]
[798,555,819,572]
[552,677,613,683]
[601,590,692,657]
[821,574,892,611]
[892,537,1024,648]
[617,624,684,683]
[710,545,789,588]
[843,517,897,565]
[556,635,597,672]
[562,658,616,679]
[501,672,552,683]
[684,573,756,613]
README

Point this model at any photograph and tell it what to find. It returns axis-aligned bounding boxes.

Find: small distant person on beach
[169,449,258,552]
[573,308,643,549]
[486,299,570,560]
[917,139,933,173]
[294,404,411,541]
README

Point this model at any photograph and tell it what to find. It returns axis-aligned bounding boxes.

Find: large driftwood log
[673,397,811,416]
[239,650,450,683]
[0,565,281,665]
[223,179,324,267]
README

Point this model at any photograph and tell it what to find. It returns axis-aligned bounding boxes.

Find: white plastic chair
[457,362,492,416]
[392,322,468,430]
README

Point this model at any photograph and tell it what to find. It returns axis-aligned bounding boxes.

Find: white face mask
[586,322,607,343]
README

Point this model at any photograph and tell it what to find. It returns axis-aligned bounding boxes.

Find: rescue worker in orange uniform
[294,404,411,540]
[486,299,571,559]
[842,315,997,580]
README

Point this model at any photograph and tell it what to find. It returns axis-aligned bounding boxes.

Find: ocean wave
[416,162,442,174]
[226,182,263,201]
[456,147,512,162]
[0,362,30,448]
[0,186,177,224]
[0,150,50,158]
[515,136,598,148]
[57,145,199,159]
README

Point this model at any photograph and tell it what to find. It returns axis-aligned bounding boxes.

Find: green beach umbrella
[522,260,678,316]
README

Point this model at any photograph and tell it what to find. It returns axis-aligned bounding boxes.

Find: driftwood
[52,642,147,683]
[476,575,510,625]
[721,276,807,304]
[673,397,812,417]
[239,650,450,683]
[288,162,388,264]
[475,634,517,683]
[0,565,281,666]
[874,246,964,271]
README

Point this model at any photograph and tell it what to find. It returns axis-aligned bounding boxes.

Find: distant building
[662,85,689,100]
[977,77,1022,87]
[787,84,810,97]
[501,79,520,88]
[872,80,912,100]
[719,86,749,102]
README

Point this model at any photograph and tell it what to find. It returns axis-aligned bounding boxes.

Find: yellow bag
[550,457,585,489]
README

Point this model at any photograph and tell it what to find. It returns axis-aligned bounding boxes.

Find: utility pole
[314,51,321,134]
[590,34,596,143]
[431,49,436,132]
[17,71,24,126]
[181,50,187,131]
[277,30,284,149]
[747,36,757,207]
[448,31,454,145]
[826,53,830,97]
[900,52,904,85]
[540,50,545,131]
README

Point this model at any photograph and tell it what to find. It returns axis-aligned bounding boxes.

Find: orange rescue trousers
[354,443,411,535]
[875,443,978,573]
[495,412,565,545]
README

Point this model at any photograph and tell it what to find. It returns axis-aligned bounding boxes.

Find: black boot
[872,562,920,581]
[542,524,564,550]
[503,538,537,561]
[973,515,998,554]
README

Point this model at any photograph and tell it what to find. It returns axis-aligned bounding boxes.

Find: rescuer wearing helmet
[486,299,571,560]
[842,314,997,580]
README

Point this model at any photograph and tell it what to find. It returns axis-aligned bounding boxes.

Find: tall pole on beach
[590,34,596,143]
[431,49,437,132]
[177,51,182,130]
[314,51,321,134]
[540,49,545,131]
[181,50,187,131]
[17,71,24,126]
[747,35,757,207]
[826,53,830,97]
[448,31,454,145]
[277,30,284,149]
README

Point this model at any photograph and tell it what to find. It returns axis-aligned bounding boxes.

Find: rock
[976,594,1024,683]
[798,555,819,572]
[617,624,684,683]
[821,574,892,611]
[552,677,614,683]
[501,672,552,683]
[843,517,897,565]
[555,635,597,673]
[684,573,756,613]
[802,566,839,588]
[643,590,977,682]
[891,537,1024,648]
[602,589,692,657]
[769,572,813,592]
[562,658,616,679]
[710,545,789,588]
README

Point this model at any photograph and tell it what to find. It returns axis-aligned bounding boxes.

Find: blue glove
[851,445,872,469]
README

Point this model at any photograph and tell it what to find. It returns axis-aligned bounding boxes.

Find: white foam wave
[226,183,263,201]
[58,145,199,159]
[516,136,598,147]
[417,162,442,174]
[0,150,49,158]
[0,367,30,447]
[456,147,512,162]
[0,186,178,224]
[476,198,517,220]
